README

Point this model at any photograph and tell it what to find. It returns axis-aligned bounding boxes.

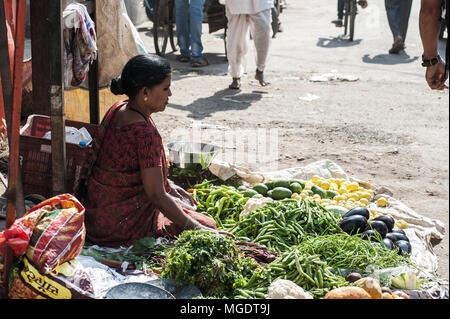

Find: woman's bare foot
[229,78,241,89]
[255,69,269,86]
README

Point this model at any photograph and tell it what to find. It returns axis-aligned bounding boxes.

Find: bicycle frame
[343,0,357,41]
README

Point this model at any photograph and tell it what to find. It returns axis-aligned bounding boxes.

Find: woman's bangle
[183,217,192,229]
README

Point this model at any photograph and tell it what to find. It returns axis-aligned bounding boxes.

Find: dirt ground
[1,0,448,281]
[137,0,449,280]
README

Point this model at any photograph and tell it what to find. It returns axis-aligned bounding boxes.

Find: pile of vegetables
[85,172,433,300]
[325,277,411,299]
[160,230,260,298]
[239,176,373,210]
[243,175,409,229]
[236,247,349,299]
[295,233,411,274]
[160,176,421,299]
[224,198,342,252]
[190,181,249,228]
[339,207,412,255]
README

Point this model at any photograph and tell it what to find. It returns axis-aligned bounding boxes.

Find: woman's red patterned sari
[82,101,216,247]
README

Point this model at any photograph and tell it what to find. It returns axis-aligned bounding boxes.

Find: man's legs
[400,0,413,42]
[250,9,272,86]
[385,0,412,53]
[189,0,206,60]
[385,0,404,39]
[175,0,190,57]
[226,7,250,89]
[332,0,345,27]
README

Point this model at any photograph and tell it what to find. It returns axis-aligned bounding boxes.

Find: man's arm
[419,0,448,89]
[419,0,442,59]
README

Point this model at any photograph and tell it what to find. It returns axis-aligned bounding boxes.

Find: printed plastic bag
[0,194,86,274]
[8,256,95,299]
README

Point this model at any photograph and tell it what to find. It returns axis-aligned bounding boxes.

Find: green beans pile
[235,249,348,299]
[224,198,342,252]
[296,233,412,271]
[192,181,249,228]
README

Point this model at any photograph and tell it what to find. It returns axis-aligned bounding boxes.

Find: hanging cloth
[63,2,97,87]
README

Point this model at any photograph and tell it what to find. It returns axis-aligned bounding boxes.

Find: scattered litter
[298,93,320,102]
[192,123,230,130]
[387,148,399,155]
[309,71,359,82]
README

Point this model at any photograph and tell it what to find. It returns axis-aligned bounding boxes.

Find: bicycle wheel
[224,26,228,60]
[153,0,176,56]
[144,0,156,22]
[168,0,177,52]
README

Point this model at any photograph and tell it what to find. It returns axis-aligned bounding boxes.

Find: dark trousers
[384,0,413,41]
[338,0,345,20]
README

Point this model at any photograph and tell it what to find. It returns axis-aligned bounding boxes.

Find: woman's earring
[144,97,148,102]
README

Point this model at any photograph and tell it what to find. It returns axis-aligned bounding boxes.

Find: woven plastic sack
[8,256,95,299]
[0,194,86,274]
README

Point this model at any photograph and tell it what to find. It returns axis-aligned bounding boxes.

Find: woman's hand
[194,224,235,239]
[169,184,197,207]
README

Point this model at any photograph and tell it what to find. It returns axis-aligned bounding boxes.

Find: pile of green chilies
[224,198,342,252]
[235,249,348,299]
[191,181,249,228]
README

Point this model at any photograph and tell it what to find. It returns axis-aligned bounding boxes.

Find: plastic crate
[19,114,99,199]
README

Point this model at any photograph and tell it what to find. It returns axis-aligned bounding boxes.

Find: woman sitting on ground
[79,54,217,247]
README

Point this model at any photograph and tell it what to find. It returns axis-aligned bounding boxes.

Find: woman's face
[145,75,172,114]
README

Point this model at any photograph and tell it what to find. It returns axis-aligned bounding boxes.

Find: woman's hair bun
[110,77,124,95]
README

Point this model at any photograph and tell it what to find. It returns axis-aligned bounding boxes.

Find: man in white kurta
[221,0,274,89]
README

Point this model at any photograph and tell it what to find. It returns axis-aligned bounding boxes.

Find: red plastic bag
[0,207,45,257]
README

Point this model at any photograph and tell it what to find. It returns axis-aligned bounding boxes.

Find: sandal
[190,57,209,67]
[176,54,190,63]
[228,78,241,90]
[389,40,405,54]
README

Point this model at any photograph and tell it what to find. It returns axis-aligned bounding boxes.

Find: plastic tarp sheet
[77,250,158,299]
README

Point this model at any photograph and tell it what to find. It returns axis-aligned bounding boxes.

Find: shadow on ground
[165,52,229,81]
[317,36,362,48]
[168,89,267,120]
[362,52,419,65]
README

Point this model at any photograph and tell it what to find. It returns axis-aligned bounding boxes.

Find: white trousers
[225,7,272,78]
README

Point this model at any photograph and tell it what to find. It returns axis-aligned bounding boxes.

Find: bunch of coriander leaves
[161,230,261,298]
